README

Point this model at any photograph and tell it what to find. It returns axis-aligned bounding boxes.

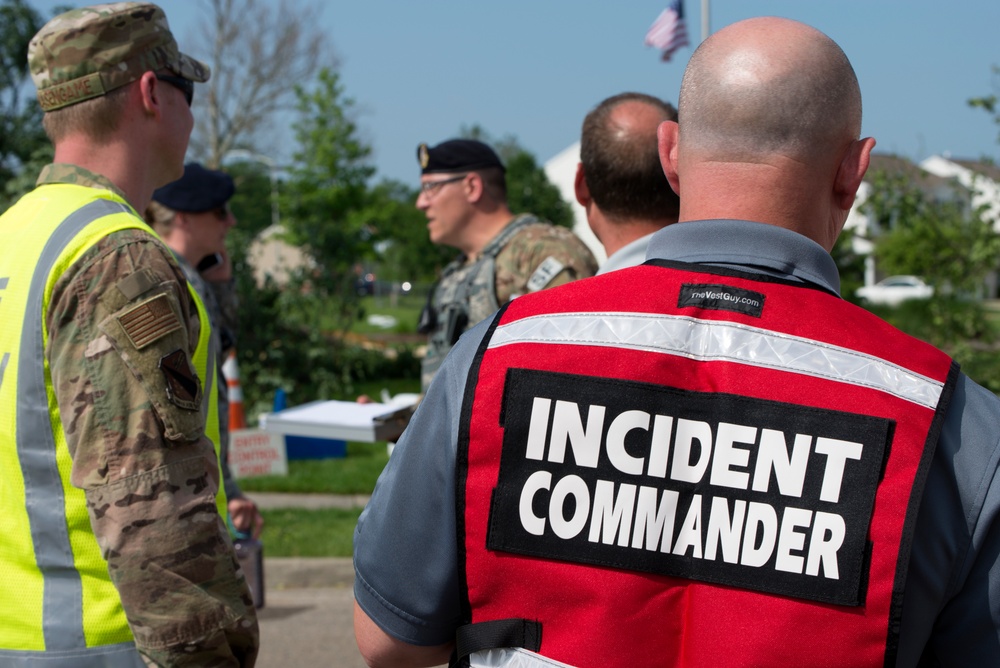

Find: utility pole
[701,0,711,43]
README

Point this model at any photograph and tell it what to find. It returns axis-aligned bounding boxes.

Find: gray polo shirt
[354,219,1000,665]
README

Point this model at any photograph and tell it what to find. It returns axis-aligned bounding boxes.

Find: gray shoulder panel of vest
[16,198,132,651]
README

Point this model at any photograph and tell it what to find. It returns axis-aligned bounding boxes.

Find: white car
[855,275,934,307]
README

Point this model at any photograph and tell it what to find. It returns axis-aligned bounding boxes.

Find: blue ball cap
[153,162,235,212]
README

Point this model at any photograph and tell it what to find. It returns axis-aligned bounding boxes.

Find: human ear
[573,163,591,207]
[658,120,681,195]
[833,137,876,211]
[137,71,161,117]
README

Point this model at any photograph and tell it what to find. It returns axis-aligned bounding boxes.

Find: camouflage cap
[28,2,210,112]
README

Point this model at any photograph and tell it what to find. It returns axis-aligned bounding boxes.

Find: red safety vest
[456,261,956,668]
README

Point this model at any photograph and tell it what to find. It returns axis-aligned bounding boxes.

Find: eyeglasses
[419,174,467,197]
[155,73,194,107]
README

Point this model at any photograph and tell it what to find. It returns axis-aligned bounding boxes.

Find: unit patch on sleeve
[678,283,765,318]
[159,349,201,411]
[487,368,893,606]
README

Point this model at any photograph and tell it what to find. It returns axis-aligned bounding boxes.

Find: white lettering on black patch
[526,257,566,292]
[487,369,892,606]
[679,283,765,317]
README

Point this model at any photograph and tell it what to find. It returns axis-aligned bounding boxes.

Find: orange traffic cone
[222,349,246,430]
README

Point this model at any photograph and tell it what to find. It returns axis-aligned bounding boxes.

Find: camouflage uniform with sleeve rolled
[7,4,257,662]
[420,214,597,389]
[39,165,258,666]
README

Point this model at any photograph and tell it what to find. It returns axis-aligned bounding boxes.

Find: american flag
[645,0,690,62]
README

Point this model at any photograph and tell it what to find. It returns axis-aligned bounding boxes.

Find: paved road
[258,583,366,667]
[257,557,365,667]
[258,557,449,668]
[250,494,448,667]
[252,492,370,667]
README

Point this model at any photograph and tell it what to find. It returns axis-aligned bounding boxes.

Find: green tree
[362,179,452,286]
[968,64,1000,147]
[865,169,999,298]
[831,227,867,303]
[282,67,375,333]
[225,160,277,268]
[229,67,378,415]
[502,147,574,229]
[0,0,49,209]
[860,168,1000,349]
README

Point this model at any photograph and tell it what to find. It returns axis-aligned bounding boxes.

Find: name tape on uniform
[526,257,566,293]
[487,369,893,606]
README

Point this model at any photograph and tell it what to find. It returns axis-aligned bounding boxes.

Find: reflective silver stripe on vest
[0,641,145,668]
[488,312,944,410]
[0,279,7,393]
[0,353,8,395]
[202,327,215,416]
[469,647,577,668]
[16,198,138,659]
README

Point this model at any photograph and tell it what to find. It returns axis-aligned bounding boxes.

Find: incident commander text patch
[487,368,893,606]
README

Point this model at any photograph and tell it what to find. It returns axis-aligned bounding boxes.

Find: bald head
[660,18,874,251]
[679,17,861,162]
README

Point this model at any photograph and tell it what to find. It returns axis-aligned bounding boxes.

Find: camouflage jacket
[172,254,244,502]
[420,214,597,389]
[40,164,259,666]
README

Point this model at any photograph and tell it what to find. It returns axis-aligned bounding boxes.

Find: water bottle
[234,534,265,610]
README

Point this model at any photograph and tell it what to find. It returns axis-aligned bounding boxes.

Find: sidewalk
[251,493,367,667]
[250,492,447,667]
[250,491,367,589]
[251,491,371,511]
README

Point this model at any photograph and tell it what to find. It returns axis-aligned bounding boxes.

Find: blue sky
[29,1,1000,185]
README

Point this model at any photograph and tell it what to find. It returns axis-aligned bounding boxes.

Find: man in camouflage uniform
[148,162,263,539]
[416,139,598,389]
[0,4,257,666]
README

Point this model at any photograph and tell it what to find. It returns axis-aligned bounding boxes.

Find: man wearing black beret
[415,138,597,389]
[148,162,264,540]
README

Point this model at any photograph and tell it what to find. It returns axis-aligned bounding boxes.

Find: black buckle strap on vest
[452,618,542,666]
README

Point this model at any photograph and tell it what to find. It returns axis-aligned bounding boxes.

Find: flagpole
[701,0,711,42]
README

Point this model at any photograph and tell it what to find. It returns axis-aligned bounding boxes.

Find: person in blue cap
[148,162,264,539]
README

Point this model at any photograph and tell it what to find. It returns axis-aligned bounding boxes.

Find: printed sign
[488,369,893,606]
[230,428,288,478]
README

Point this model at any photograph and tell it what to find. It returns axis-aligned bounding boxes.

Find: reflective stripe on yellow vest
[0,185,223,665]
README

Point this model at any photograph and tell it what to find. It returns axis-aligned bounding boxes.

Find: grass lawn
[237,378,416,556]
[238,441,390,495]
[258,507,363,557]
[353,292,426,336]
[239,443,386,557]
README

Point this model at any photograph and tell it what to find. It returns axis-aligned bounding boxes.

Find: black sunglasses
[155,73,194,107]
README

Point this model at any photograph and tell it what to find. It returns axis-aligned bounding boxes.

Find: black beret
[153,162,235,212]
[417,139,505,175]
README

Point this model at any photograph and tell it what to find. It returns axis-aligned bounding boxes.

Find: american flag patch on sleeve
[118,293,182,350]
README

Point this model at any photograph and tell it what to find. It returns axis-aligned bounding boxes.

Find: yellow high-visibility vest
[0,184,224,665]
